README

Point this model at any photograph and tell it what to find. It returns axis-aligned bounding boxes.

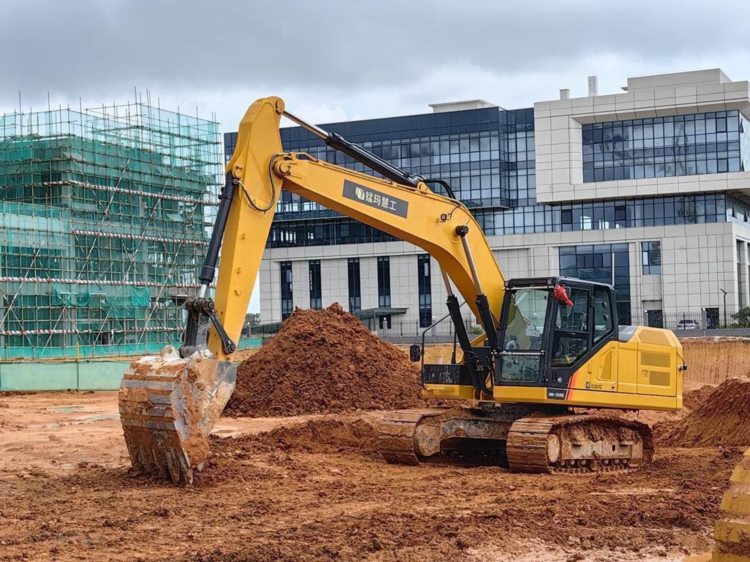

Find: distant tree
[731,307,750,328]
[245,312,261,326]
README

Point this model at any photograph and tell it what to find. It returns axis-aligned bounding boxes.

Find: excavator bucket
[118,346,236,485]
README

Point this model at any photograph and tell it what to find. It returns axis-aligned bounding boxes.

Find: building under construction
[0,101,222,360]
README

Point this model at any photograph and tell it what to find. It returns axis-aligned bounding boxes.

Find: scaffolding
[0,100,222,360]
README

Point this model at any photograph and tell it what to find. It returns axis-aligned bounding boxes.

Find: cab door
[545,283,618,393]
[546,285,593,390]
[495,286,551,387]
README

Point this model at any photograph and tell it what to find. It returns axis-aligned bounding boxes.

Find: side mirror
[409,344,421,363]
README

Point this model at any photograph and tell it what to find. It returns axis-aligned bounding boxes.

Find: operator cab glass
[550,287,589,367]
[499,288,549,382]
[496,278,618,388]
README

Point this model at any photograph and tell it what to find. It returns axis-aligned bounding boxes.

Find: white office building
[224,69,750,334]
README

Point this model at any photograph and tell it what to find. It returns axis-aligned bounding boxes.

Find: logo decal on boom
[343,180,409,218]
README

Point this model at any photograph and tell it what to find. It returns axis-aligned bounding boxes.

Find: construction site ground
[1,338,747,562]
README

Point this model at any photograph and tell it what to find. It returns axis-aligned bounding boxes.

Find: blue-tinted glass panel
[417,254,432,328]
[265,193,731,248]
[559,244,631,325]
[280,261,293,320]
[582,111,747,183]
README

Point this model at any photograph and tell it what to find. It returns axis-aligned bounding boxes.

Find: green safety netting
[52,283,150,317]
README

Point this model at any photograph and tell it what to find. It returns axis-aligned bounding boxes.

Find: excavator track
[506,415,654,474]
[377,409,446,464]
[379,408,654,474]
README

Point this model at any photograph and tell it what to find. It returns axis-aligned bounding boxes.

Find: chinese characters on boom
[343,180,409,218]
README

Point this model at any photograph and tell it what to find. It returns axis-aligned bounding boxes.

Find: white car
[676,319,700,330]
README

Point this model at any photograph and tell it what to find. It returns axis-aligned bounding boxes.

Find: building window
[377,256,391,308]
[559,244,631,325]
[641,241,662,275]
[280,261,293,320]
[738,240,747,309]
[347,258,361,313]
[309,260,321,310]
[582,110,746,183]
[417,254,432,328]
[265,192,733,248]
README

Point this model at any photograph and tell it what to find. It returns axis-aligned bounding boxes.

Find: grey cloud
[2,0,750,95]
[1,0,750,126]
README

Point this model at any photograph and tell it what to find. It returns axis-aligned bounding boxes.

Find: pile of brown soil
[683,384,716,411]
[651,384,715,441]
[661,377,750,447]
[225,304,423,417]
[215,417,379,456]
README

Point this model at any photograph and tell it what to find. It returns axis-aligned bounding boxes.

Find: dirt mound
[216,417,378,456]
[661,377,750,447]
[225,304,422,417]
[196,417,380,486]
[683,384,716,411]
[651,384,715,441]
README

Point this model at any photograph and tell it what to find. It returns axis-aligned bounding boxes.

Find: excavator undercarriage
[378,407,653,474]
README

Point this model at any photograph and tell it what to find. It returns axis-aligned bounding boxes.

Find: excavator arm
[118,96,506,484]
[210,97,504,359]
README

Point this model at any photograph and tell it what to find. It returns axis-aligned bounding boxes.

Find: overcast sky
[2,0,750,312]
[4,0,750,127]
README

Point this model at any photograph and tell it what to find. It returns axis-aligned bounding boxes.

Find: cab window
[500,288,548,383]
[593,287,613,342]
[551,287,589,367]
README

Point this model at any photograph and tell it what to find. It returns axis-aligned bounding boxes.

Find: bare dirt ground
[0,391,739,562]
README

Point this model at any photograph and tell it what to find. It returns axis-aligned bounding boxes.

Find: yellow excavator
[118,97,685,485]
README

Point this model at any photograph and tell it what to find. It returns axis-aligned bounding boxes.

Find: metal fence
[250,307,750,345]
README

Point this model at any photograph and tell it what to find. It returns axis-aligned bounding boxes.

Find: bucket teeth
[118,347,236,485]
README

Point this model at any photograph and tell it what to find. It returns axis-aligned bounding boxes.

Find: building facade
[225,69,750,333]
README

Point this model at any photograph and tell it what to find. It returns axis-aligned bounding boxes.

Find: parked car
[676,319,700,330]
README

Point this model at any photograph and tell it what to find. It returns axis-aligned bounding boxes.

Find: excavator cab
[496,277,617,391]
[420,277,620,398]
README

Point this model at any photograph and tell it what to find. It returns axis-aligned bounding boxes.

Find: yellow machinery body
[118,97,684,483]
[425,326,683,412]
[713,448,750,560]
